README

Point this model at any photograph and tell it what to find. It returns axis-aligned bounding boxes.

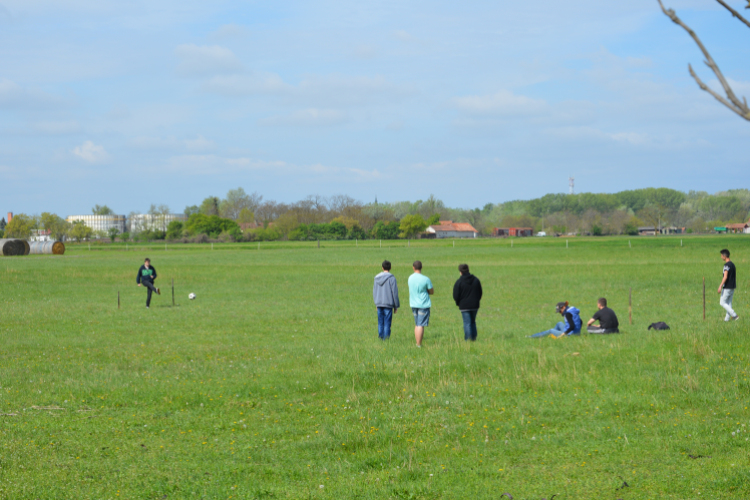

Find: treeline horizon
[3,187,750,242]
[178,186,750,238]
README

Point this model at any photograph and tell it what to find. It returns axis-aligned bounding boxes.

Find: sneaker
[146,306,149,309]
[156,288,161,295]
[734,316,740,321]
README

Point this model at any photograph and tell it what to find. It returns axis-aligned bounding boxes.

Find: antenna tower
[569,177,575,195]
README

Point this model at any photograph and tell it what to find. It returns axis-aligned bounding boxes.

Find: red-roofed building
[726,222,749,234]
[425,220,478,239]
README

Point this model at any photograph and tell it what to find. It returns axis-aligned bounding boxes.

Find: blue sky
[1,0,749,216]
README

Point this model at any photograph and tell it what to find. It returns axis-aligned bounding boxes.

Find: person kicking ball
[136,257,160,308]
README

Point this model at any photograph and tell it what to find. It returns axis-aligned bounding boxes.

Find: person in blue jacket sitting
[529,301,582,339]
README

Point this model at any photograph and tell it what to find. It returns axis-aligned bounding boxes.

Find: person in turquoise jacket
[529,301,582,339]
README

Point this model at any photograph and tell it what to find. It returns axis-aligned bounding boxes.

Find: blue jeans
[461,310,478,341]
[531,321,575,338]
[377,307,394,339]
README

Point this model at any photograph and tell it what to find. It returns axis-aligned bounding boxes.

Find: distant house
[240,222,262,231]
[726,223,749,234]
[425,221,478,239]
[493,228,510,237]
[509,227,533,237]
[638,226,685,236]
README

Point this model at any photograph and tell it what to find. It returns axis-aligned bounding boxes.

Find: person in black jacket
[453,263,483,341]
[136,258,160,308]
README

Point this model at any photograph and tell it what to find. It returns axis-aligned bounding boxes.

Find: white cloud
[72,140,108,163]
[33,120,81,134]
[259,109,348,127]
[394,29,415,42]
[351,45,378,60]
[175,44,243,77]
[201,73,290,96]
[212,23,250,39]
[184,135,216,151]
[202,73,413,107]
[454,90,548,117]
[164,154,381,181]
[0,78,66,109]
[129,135,216,152]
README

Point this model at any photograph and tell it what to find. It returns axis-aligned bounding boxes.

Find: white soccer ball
[189,293,196,300]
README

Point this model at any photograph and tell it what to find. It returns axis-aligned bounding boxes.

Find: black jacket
[453,273,483,310]
[136,265,157,284]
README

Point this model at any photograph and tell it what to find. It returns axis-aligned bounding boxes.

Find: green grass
[1,236,749,499]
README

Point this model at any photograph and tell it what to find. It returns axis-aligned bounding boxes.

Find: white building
[129,213,187,233]
[30,229,53,242]
[66,214,127,234]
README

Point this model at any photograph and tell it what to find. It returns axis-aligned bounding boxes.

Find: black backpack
[648,322,670,331]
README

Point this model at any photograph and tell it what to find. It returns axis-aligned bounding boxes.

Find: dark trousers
[461,310,478,341]
[377,307,394,339]
[142,280,157,306]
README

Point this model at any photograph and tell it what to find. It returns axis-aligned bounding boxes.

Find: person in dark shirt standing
[452,264,483,341]
[718,249,739,321]
[136,258,160,308]
[586,297,620,334]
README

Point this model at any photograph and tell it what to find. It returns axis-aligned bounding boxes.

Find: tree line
[3,187,749,242]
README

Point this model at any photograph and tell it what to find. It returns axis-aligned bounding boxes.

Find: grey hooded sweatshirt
[373,272,400,309]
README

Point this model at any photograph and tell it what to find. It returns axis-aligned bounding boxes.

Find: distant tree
[92,205,114,215]
[107,227,120,243]
[166,221,184,240]
[399,214,428,239]
[638,205,666,234]
[623,216,641,236]
[119,232,130,242]
[347,224,367,240]
[328,221,347,239]
[68,220,93,242]
[237,208,255,225]
[228,226,243,242]
[199,197,221,216]
[371,220,401,240]
[39,212,69,241]
[0,217,6,233]
[426,213,441,226]
[591,224,603,236]
[219,188,262,220]
[330,216,359,230]
[185,213,239,238]
[184,205,200,217]
[4,213,35,239]
[274,212,300,237]
[659,0,750,121]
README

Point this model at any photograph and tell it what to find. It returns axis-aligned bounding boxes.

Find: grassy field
[1,236,749,499]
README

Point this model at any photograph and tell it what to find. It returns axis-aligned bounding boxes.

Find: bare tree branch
[689,64,750,119]
[716,0,750,29]
[658,0,750,121]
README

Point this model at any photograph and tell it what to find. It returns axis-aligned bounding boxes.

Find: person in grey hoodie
[373,260,400,340]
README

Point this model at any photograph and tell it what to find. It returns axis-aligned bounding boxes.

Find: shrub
[248,227,281,241]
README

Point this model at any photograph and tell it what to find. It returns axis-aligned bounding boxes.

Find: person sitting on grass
[136,257,160,308]
[586,297,620,334]
[529,301,582,339]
